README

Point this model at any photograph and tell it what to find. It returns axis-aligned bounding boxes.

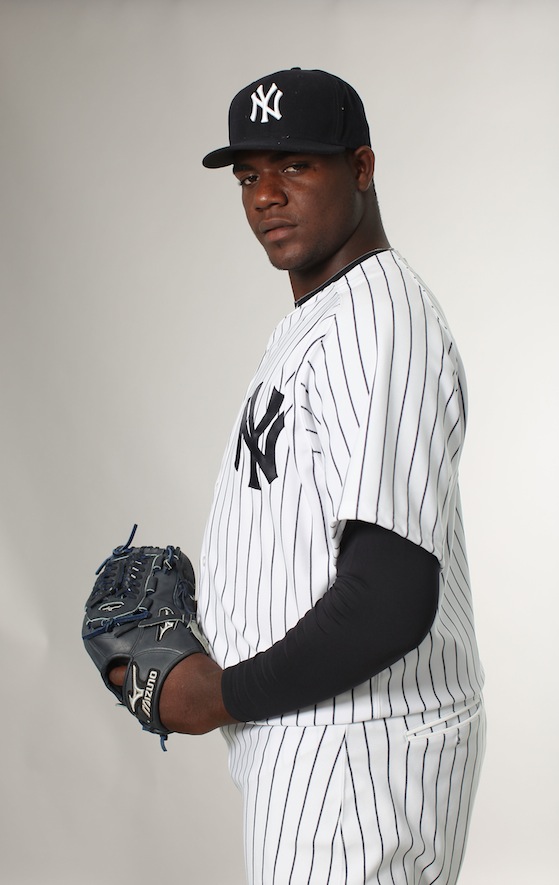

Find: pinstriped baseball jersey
[197,249,484,725]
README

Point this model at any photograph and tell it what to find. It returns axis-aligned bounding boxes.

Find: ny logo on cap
[250,83,283,123]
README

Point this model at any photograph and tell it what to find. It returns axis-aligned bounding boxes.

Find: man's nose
[254,174,287,210]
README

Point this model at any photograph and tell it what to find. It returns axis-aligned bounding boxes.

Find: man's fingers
[109,665,127,687]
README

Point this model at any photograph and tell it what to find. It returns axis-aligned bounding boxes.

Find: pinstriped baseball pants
[222,700,486,885]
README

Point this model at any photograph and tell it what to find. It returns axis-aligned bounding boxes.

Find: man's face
[232,151,366,291]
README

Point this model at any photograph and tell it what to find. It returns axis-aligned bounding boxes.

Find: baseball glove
[82,525,209,749]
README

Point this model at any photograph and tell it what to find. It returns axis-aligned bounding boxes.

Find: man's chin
[267,255,291,271]
[265,248,305,273]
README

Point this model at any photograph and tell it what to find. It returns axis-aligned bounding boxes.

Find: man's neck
[290,235,391,302]
[293,245,391,307]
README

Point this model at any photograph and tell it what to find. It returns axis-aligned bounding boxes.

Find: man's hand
[110,655,238,735]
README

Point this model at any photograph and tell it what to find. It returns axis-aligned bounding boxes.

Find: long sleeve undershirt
[221,520,440,722]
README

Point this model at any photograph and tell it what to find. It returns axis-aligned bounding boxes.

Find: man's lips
[258,219,296,241]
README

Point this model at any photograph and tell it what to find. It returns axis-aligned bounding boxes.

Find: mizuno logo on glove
[128,663,159,722]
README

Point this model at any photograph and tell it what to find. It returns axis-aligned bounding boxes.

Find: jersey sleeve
[308,253,466,565]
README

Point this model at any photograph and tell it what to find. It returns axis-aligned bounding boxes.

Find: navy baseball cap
[202,67,371,169]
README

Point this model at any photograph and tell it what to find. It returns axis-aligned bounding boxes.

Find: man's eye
[237,174,257,187]
[283,162,307,173]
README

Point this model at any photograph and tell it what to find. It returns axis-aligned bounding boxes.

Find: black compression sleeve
[221,521,440,722]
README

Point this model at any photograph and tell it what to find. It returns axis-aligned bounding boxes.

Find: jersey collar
[295,248,390,308]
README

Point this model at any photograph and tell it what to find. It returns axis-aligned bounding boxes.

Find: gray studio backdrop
[1,1,557,883]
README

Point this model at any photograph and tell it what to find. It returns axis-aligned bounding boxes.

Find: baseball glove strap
[123,616,207,749]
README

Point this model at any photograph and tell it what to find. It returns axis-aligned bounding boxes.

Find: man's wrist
[159,653,237,735]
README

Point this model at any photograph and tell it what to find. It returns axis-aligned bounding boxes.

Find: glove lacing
[85,525,154,639]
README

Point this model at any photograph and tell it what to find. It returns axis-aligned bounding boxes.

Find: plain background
[1,1,557,882]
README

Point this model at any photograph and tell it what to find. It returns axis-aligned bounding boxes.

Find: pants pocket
[404,699,483,744]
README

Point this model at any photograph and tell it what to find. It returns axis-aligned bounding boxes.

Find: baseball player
[111,68,486,884]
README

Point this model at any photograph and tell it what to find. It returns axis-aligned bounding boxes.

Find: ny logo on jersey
[250,83,283,123]
[235,383,285,490]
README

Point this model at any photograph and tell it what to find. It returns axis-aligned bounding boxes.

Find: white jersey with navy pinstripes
[197,249,484,725]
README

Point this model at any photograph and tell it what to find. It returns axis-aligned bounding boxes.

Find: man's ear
[351,146,376,192]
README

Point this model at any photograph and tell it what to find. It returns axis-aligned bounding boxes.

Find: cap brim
[202,139,346,169]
